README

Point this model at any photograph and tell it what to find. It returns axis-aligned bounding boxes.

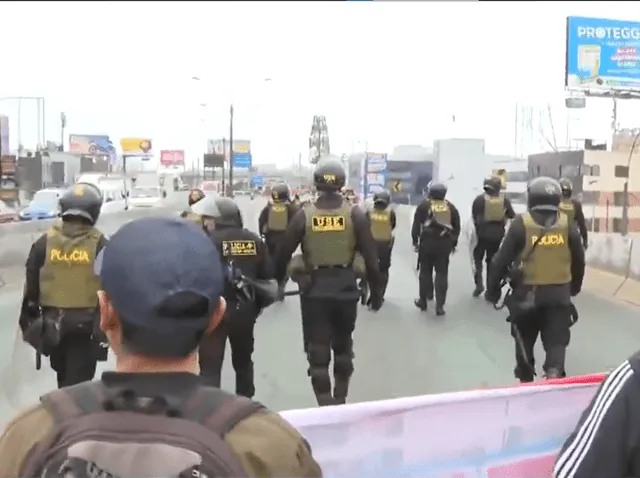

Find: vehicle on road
[0,200,19,223]
[129,186,163,208]
[19,188,64,221]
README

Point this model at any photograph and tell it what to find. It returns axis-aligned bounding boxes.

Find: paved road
[1,198,639,428]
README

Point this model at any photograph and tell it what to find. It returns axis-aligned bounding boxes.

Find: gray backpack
[21,380,265,477]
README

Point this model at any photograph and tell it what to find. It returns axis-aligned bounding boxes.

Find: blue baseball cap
[97,217,224,356]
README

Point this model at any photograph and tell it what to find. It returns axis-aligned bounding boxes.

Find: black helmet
[559,177,573,198]
[188,188,206,206]
[59,182,103,224]
[271,183,290,202]
[373,190,391,207]
[313,158,346,192]
[483,175,502,195]
[427,181,447,200]
[190,195,243,228]
[527,176,562,212]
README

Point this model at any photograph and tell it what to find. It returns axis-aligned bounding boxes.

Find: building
[487,155,529,213]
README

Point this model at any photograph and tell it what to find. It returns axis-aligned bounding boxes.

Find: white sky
[0,1,639,166]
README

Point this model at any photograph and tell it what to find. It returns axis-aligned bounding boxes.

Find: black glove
[368,292,383,311]
[484,289,501,305]
[570,302,579,326]
[570,285,581,297]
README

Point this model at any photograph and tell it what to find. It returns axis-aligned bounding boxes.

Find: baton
[35,350,42,371]
[511,321,536,378]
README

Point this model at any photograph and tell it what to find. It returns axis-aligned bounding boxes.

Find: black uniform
[411,182,461,316]
[487,177,585,382]
[365,190,396,301]
[258,183,299,258]
[191,195,274,398]
[553,353,640,477]
[471,176,516,298]
[559,177,589,248]
[21,183,108,389]
[274,159,382,406]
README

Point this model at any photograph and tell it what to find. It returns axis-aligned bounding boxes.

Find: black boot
[435,304,446,316]
[414,298,427,311]
[473,269,484,297]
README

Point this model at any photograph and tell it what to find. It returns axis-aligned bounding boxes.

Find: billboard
[159,149,185,166]
[120,137,153,156]
[207,139,252,168]
[0,116,8,155]
[69,134,115,155]
[361,152,387,200]
[565,16,640,93]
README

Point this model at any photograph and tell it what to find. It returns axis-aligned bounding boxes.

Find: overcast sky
[0,1,638,166]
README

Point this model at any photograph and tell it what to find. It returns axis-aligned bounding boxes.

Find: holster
[288,254,312,290]
[503,285,535,325]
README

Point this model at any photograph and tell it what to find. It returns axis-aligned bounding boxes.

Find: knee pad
[334,354,354,378]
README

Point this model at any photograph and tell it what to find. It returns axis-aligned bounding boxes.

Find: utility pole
[222,137,227,192]
[228,104,234,197]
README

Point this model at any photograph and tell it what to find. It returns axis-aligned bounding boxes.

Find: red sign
[160,149,185,166]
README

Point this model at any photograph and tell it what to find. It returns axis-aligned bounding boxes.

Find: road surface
[0,198,638,429]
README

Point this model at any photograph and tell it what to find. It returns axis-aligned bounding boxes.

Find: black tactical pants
[301,297,357,406]
[472,239,501,291]
[376,240,393,298]
[265,231,285,258]
[418,245,451,306]
[198,305,257,398]
[511,305,571,382]
[50,332,97,389]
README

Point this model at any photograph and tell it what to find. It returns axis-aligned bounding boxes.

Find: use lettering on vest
[312,215,346,232]
[50,248,91,264]
[370,212,389,223]
[271,204,286,213]
[222,240,257,256]
[530,234,565,246]
[431,203,449,213]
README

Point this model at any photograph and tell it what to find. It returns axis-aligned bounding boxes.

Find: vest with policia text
[266,203,288,232]
[558,199,575,224]
[369,207,393,242]
[425,199,452,229]
[39,224,102,308]
[484,194,506,222]
[521,212,571,286]
[303,202,356,268]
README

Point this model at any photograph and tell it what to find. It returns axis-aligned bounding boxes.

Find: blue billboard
[362,152,388,199]
[250,175,264,188]
[233,152,252,168]
[566,16,640,92]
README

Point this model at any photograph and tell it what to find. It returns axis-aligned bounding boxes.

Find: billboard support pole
[222,137,227,192]
[228,104,234,197]
[622,130,640,236]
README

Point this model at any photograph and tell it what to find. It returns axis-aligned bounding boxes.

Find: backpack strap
[184,387,265,437]
[41,381,107,423]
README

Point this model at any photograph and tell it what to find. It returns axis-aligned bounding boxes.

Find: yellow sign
[392,181,402,192]
[312,215,346,232]
[233,142,250,154]
[271,204,286,212]
[492,169,507,189]
[120,137,153,155]
[222,240,257,256]
[50,248,91,264]
[531,234,565,246]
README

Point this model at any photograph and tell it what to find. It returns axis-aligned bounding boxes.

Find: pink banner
[160,149,185,166]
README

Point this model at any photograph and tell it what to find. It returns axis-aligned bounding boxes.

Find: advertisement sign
[565,16,640,93]
[120,137,153,156]
[251,175,264,188]
[363,152,387,199]
[159,149,185,166]
[0,116,8,155]
[69,134,115,155]
[207,138,252,168]
[281,374,605,477]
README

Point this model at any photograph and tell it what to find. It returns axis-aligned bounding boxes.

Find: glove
[570,303,579,326]
[484,289,501,305]
[413,244,419,253]
[570,286,581,297]
[583,238,588,250]
[368,292,383,311]
[277,282,286,301]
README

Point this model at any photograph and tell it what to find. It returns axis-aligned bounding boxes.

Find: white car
[129,186,163,208]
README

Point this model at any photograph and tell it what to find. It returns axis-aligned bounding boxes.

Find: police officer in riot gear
[274,158,382,406]
[21,182,109,388]
[558,177,588,249]
[180,188,205,219]
[471,175,516,298]
[258,183,299,257]
[365,190,396,302]
[411,181,461,315]
[192,194,274,398]
[487,177,585,382]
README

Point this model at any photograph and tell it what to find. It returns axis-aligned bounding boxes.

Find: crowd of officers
[18,162,588,411]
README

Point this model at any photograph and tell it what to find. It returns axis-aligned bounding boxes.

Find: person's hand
[413,244,419,253]
[484,289,501,305]
[583,238,588,250]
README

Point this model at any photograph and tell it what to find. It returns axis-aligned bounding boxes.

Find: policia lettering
[222,240,257,256]
[40,227,101,309]
[521,212,571,285]
[267,204,288,232]
[370,209,392,242]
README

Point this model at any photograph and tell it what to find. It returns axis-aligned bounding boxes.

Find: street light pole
[228,104,234,197]
[0,96,46,149]
[621,130,640,236]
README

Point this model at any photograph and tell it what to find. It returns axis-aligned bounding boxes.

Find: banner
[159,149,185,166]
[120,137,153,156]
[281,374,605,477]
[0,116,8,155]
[69,134,115,155]
[362,152,387,200]
[207,138,252,168]
[565,16,640,93]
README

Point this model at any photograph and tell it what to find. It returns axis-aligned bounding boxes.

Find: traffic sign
[251,175,264,188]
[393,181,403,192]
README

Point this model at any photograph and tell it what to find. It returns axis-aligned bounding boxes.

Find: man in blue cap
[0,217,323,477]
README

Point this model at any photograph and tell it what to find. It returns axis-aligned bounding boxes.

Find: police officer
[192,195,274,398]
[258,182,299,258]
[471,175,516,298]
[21,182,108,389]
[486,177,585,382]
[343,185,359,205]
[274,158,382,406]
[411,181,461,315]
[180,188,205,219]
[365,190,396,302]
[558,177,589,249]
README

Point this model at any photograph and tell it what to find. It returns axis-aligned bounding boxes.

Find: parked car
[0,200,19,223]
[19,188,64,221]
[129,186,163,208]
